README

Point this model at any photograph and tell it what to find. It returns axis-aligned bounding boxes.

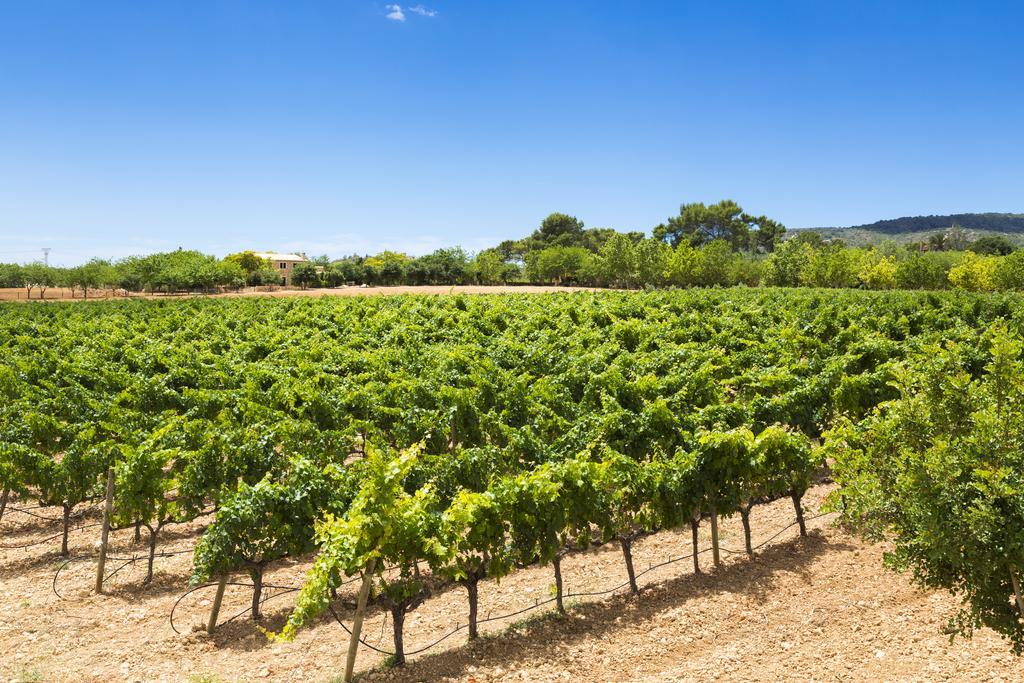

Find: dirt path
[0,285,599,303]
[216,285,602,299]
[1,486,1018,682]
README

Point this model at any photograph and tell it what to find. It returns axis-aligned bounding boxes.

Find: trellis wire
[51,548,197,599]
[168,510,835,656]
[1,521,102,550]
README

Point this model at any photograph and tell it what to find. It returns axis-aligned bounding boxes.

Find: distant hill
[795,213,1024,246]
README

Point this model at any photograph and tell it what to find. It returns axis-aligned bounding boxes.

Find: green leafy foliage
[827,328,1024,652]
[4,287,1024,662]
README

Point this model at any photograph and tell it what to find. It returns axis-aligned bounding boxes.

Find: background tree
[654,200,750,250]
[407,248,470,285]
[665,243,700,286]
[596,233,638,287]
[970,235,1016,256]
[495,239,528,263]
[531,212,585,247]
[252,265,284,287]
[508,214,645,259]
[858,255,898,290]
[654,200,785,253]
[22,261,56,299]
[330,255,367,284]
[634,238,672,286]
[580,228,645,253]
[291,262,321,289]
[800,245,860,288]
[995,251,1024,290]
[224,251,273,283]
[927,232,948,251]
[895,253,955,289]
[746,214,787,253]
[363,251,410,285]
[944,225,972,251]
[470,249,507,285]
[0,263,24,288]
[695,240,738,286]
[790,231,825,247]
[525,246,591,284]
[763,240,813,286]
[67,259,116,299]
[948,252,997,291]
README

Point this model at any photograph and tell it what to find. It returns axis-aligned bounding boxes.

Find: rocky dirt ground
[1,485,1019,683]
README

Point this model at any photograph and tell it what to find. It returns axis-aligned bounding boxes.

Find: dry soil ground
[0,285,597,303]
[1,485,1020,683]
[0,287,116,301]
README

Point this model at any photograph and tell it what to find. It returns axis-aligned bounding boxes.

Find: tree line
[811,212,1024,235]
[3,201,1024,296]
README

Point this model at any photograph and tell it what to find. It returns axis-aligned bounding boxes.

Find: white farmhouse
[254,252,307,286]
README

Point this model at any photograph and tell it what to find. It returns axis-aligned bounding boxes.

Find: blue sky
[0,1,1021,265]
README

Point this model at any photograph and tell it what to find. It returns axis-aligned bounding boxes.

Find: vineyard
[2,288,1024,681]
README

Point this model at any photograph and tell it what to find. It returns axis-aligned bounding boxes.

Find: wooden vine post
[202,473,244,632]
[709,504,721,568]
[1011,567,1024,620]
[207,577,229,633]
[95,467,115,594]
[344,558,377,683]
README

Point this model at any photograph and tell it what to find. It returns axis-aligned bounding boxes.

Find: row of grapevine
[268,427,816,664]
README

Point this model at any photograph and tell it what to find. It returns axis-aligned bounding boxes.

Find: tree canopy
[653,200,786,252]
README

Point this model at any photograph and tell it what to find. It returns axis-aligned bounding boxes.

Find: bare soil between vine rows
[1,485,1019,682]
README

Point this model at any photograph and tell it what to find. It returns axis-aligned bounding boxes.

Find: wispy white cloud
[385,4,437,22]
[408,5,438,17]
